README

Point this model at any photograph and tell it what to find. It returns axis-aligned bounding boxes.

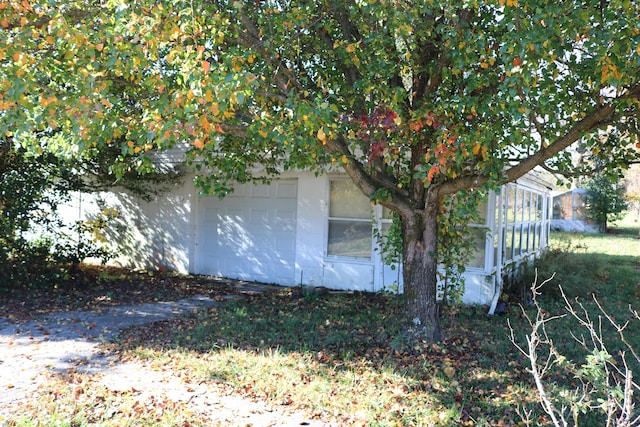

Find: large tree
[2,0,639,340]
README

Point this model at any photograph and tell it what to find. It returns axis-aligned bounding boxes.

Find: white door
[196,179,298,285]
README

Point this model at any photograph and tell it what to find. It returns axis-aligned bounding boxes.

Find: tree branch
[439,84,640,196]
[325,135,413,216]
[232,13,303,97]
[416,8,474,99]
[326,4,362,88]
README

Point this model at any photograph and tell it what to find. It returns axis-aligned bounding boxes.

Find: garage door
[196,179,297,285]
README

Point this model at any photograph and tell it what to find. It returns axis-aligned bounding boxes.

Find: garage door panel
[251,183,271,198]
[228,184,246,197]
[250,208,269,225]
[277,181,297,198]
[197,180,297,285]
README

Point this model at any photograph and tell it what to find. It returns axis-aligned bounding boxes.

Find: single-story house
[551,188,599,233]
[60,165,552,312]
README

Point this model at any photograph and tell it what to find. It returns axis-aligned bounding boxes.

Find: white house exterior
[61,170,552,308]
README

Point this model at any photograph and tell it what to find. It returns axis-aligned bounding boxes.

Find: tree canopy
[2,0,639,340]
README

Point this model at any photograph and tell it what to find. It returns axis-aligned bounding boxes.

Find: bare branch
[512,274,640,427]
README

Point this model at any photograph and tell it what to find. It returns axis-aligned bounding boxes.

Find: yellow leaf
[258,129,268,138]
[317,127,327,144]
[211,102,220,116]
[345,43,356,53]
[472,143,481,156]
[205,90,213,103]
[341,155,348,164]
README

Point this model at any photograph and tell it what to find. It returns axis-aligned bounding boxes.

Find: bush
[511,277,640,427]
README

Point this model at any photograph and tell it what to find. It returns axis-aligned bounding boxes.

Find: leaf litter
[0,265,328,426]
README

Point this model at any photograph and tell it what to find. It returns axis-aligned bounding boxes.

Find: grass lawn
[5,218,640,426]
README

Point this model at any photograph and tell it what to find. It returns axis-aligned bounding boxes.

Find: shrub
[511,276,640,427]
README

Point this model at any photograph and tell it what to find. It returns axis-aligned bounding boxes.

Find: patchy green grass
[110,294,531,426]
[106,224,639,426]
[5,224,640,426]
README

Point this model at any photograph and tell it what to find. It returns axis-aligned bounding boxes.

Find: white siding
[58,170,551,307]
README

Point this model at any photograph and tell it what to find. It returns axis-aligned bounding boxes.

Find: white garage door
[196,179,298,286]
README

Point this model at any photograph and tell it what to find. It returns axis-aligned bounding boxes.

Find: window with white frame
[500,184,547,263]
[467,198,490,269]
[327,180,372,259]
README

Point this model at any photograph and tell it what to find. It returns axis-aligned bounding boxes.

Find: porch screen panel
[501,184,548,263]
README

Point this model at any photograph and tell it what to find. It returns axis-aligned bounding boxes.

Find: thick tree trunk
[401,198,443,342]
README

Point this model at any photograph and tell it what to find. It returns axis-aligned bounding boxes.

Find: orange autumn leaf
[202,60,211,73]
[193,138,205,149]
[201,116,211,132]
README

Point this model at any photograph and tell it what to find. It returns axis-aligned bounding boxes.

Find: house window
[468,199,489,269]
[501,184,547,263]
[327,180,372,259]
[468,227,489,269]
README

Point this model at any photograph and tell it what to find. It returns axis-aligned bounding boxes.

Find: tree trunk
[401,198,443,342]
